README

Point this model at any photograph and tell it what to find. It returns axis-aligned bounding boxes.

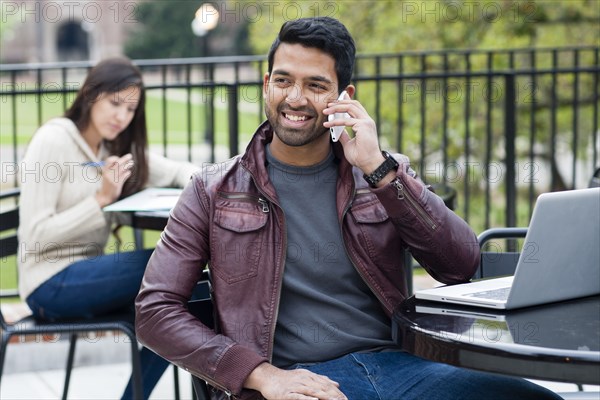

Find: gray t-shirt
[266,145,395,368]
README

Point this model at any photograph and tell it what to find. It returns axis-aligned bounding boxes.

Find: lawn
[0,88,264,148]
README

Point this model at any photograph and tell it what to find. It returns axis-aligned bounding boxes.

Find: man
[136,17,561,400]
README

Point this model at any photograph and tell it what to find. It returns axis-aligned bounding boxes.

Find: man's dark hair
[267,17,356,92]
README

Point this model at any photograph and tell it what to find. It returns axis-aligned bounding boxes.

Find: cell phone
[328,91,350,142]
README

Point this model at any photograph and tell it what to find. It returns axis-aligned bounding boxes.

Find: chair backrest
[429,183,457,211]
[589,167,600,188]
[0,188,21,329]
[0,188,20,300]
[474,227,528,280]
[187,277,213,330]
[0,188,19,256]
[187,273,213,400]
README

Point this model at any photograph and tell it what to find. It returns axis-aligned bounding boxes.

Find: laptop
[415,187,600,309]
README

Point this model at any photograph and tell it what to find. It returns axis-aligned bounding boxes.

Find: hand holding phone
[328,91,350,142]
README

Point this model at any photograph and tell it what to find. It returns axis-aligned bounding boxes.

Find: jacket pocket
[210,195,269,284]
[349,195,403,272]
[351,193,389,224]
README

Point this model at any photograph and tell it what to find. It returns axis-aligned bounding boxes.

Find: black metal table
[392,295,600,385]
[130,211,170,248]
[132,210,170,230]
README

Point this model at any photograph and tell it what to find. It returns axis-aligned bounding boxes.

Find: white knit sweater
[18,117,199,299]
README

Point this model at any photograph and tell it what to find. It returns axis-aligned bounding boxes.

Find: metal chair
[187,274,213,400]
[475,227,528,279]
[0,188,180,399]
[588,167,600,188]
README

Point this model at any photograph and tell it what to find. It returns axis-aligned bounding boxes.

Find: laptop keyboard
[465,287,511,300]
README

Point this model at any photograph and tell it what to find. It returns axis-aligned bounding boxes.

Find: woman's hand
[95,153,134,207]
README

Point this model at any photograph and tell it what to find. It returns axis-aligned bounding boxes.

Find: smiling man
[135,17,562,400]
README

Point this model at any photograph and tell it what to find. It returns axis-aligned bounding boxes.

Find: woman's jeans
[26,249,169,400]
[293,350,563,400]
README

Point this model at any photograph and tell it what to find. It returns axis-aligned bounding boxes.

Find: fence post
[228,84,239,158]
[504,73,517,229]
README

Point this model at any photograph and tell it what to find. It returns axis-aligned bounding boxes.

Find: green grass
[143,90,262,147]
[0,89,264,149]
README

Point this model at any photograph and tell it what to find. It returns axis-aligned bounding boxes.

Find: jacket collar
[240,121,355,210]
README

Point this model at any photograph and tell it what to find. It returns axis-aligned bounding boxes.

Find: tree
[124,1,202,59]
[124,0,251,59]
[246,0,599,226]
[247,0,599,54]
[0,5,19,56]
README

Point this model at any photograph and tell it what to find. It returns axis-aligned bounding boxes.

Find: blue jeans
[26,249,169,400]
[293,350,562,400]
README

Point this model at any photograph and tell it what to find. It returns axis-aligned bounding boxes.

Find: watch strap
[363,151,399,187]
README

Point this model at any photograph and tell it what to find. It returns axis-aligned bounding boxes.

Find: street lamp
[191,3,220,57]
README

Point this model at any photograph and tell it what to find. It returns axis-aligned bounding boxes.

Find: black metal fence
[1,46,598,233]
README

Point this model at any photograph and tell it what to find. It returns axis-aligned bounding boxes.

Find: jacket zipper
[231,168,284,364]
[256,189,285,363]
[195,374,232,398]
[392,178,437,230]
[341,187,393,314]
[212,191,270,397]
[218,193,270,213]
[267,217,286,363]
[258,198,270,213]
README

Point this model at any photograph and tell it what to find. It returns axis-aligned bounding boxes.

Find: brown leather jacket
[135,121,480,399]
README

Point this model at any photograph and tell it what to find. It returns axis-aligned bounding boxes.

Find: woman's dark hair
[65,57,148,197]
[267,17,356,93]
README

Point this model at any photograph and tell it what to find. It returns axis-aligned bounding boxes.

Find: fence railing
[1,46,598,233]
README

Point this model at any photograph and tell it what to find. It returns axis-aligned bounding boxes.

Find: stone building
[1,0,139,63]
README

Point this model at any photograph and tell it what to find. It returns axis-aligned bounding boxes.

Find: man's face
[263,43,340,147]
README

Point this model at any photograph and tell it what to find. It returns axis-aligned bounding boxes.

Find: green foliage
[124,0,252,59]
[246,1,598,160]
[245,1,598,160]
[124,0,208,59]
[0,8,13,34]
[244,0,599,232]
[0,4,19,45]
[247,0,599,54]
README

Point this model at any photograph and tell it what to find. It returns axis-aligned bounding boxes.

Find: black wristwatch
[363,151,399,187]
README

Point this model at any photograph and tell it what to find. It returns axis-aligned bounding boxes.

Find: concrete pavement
[1,362,195,400]
[1,273,598,399]
[2,354,597,399]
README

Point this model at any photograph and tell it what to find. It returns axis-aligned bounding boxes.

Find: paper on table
[103,188,182,212]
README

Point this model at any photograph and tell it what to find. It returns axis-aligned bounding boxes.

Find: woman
[18,57,198,399]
